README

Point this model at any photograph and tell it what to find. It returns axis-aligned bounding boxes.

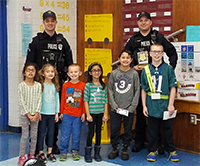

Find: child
[84,62,109,163]
[59,64,85,161]
[140,43,179,162]
[108,49,140,160]
[37,64,60,163]
[18,62,42,166]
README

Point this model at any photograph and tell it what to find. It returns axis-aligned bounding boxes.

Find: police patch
[58,44,63,50]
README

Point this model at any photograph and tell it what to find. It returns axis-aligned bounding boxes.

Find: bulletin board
[163,42,200,82]
[123,0,173,45]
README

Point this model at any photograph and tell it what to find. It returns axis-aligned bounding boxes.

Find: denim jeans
[110,110,134,146]
[38,114,55,151]
[60,114,81,154]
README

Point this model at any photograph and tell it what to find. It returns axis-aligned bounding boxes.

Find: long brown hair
[38,64,60,92]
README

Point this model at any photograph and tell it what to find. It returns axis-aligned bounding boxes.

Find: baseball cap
[137,11,151,20]
[43,10,56,20]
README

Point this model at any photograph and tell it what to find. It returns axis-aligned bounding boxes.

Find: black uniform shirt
[125,29,178,69]
[26,31,73,71]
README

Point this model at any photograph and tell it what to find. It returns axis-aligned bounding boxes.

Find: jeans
[38,114,55,151]
[110,110,134,146]
[148,116,176,152]
[60,114,81,153]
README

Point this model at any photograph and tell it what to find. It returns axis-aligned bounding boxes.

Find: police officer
[125,11,178,153]
[26,10,73,154]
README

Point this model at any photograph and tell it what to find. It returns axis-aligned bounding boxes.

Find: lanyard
[150,63,162,90]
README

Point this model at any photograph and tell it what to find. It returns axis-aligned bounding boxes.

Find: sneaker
[72,150,80,161]
[121,145,129,160]
[28,154,35,159]
[108,145,119,159]
[147,151,158,162]
[18,156,26,166]
[60,153,67,161]
[38,153,47,164]
[168,151,180,162]
[47,153,56,162]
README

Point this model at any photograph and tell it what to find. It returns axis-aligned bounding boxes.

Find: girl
[84,62,108,163]
[37,64,60,163]
[18,62,42,166]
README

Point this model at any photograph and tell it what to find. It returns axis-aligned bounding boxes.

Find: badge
[151,93,161,100]
[137,51,148,68]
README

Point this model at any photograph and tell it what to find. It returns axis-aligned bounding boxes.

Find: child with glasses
[18,62,42,166]
[84,62,109,163]
[141,43,179,162]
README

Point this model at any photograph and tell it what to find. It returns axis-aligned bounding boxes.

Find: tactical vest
[132,30,157,63]
[37,33,65,72]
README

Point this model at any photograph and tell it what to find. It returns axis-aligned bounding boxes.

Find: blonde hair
[39,64,60,92]
[68,63,81,71]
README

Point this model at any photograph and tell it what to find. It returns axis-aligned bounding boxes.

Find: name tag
[151,93,161,100]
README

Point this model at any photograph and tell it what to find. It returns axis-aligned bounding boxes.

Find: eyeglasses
[150,51,164,55]
[91,70,101,73]
[26,69,36,72]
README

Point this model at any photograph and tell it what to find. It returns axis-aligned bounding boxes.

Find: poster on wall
[84,14,113,43]
[84,48,112,76]
[164,42,200,82]
[21,6,32,56]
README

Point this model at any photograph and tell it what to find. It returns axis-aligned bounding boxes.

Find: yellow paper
[84,48,112,76]
[85,14,113,42]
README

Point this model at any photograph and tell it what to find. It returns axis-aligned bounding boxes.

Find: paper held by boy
[163,110,177,120]
[116,108,129,116]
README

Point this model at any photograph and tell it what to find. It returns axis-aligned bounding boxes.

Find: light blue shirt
[40,83,60,115]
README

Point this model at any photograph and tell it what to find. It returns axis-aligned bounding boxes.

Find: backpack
[23,158,46,166]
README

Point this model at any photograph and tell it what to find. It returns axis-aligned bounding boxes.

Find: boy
[141,43,179,162]
[108,49,140,160]
[59,64,85,161]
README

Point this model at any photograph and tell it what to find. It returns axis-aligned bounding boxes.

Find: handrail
[111,29,185,67]
[165,29,185,40]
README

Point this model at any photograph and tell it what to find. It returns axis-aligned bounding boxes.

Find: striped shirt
[84,82,108,114]
[18,81,42,115]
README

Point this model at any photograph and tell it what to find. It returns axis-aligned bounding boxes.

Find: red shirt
[60,81,85,117]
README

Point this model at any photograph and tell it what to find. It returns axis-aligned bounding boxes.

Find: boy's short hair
[68,63,81,71]
[150,43,164,51]
[119,49,133,58]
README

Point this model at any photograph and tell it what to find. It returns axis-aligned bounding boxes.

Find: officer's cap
[137,11,151,20]
[43,10,56,20]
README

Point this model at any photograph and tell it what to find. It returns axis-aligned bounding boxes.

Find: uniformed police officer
[125,11,178,153]
[26,10,73,154]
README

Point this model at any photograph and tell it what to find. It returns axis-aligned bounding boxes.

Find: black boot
[132,142,144,152]
[94,145,102,162]
[108,145,119,159]
[84,146,92,163]
[121,144,129,160]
